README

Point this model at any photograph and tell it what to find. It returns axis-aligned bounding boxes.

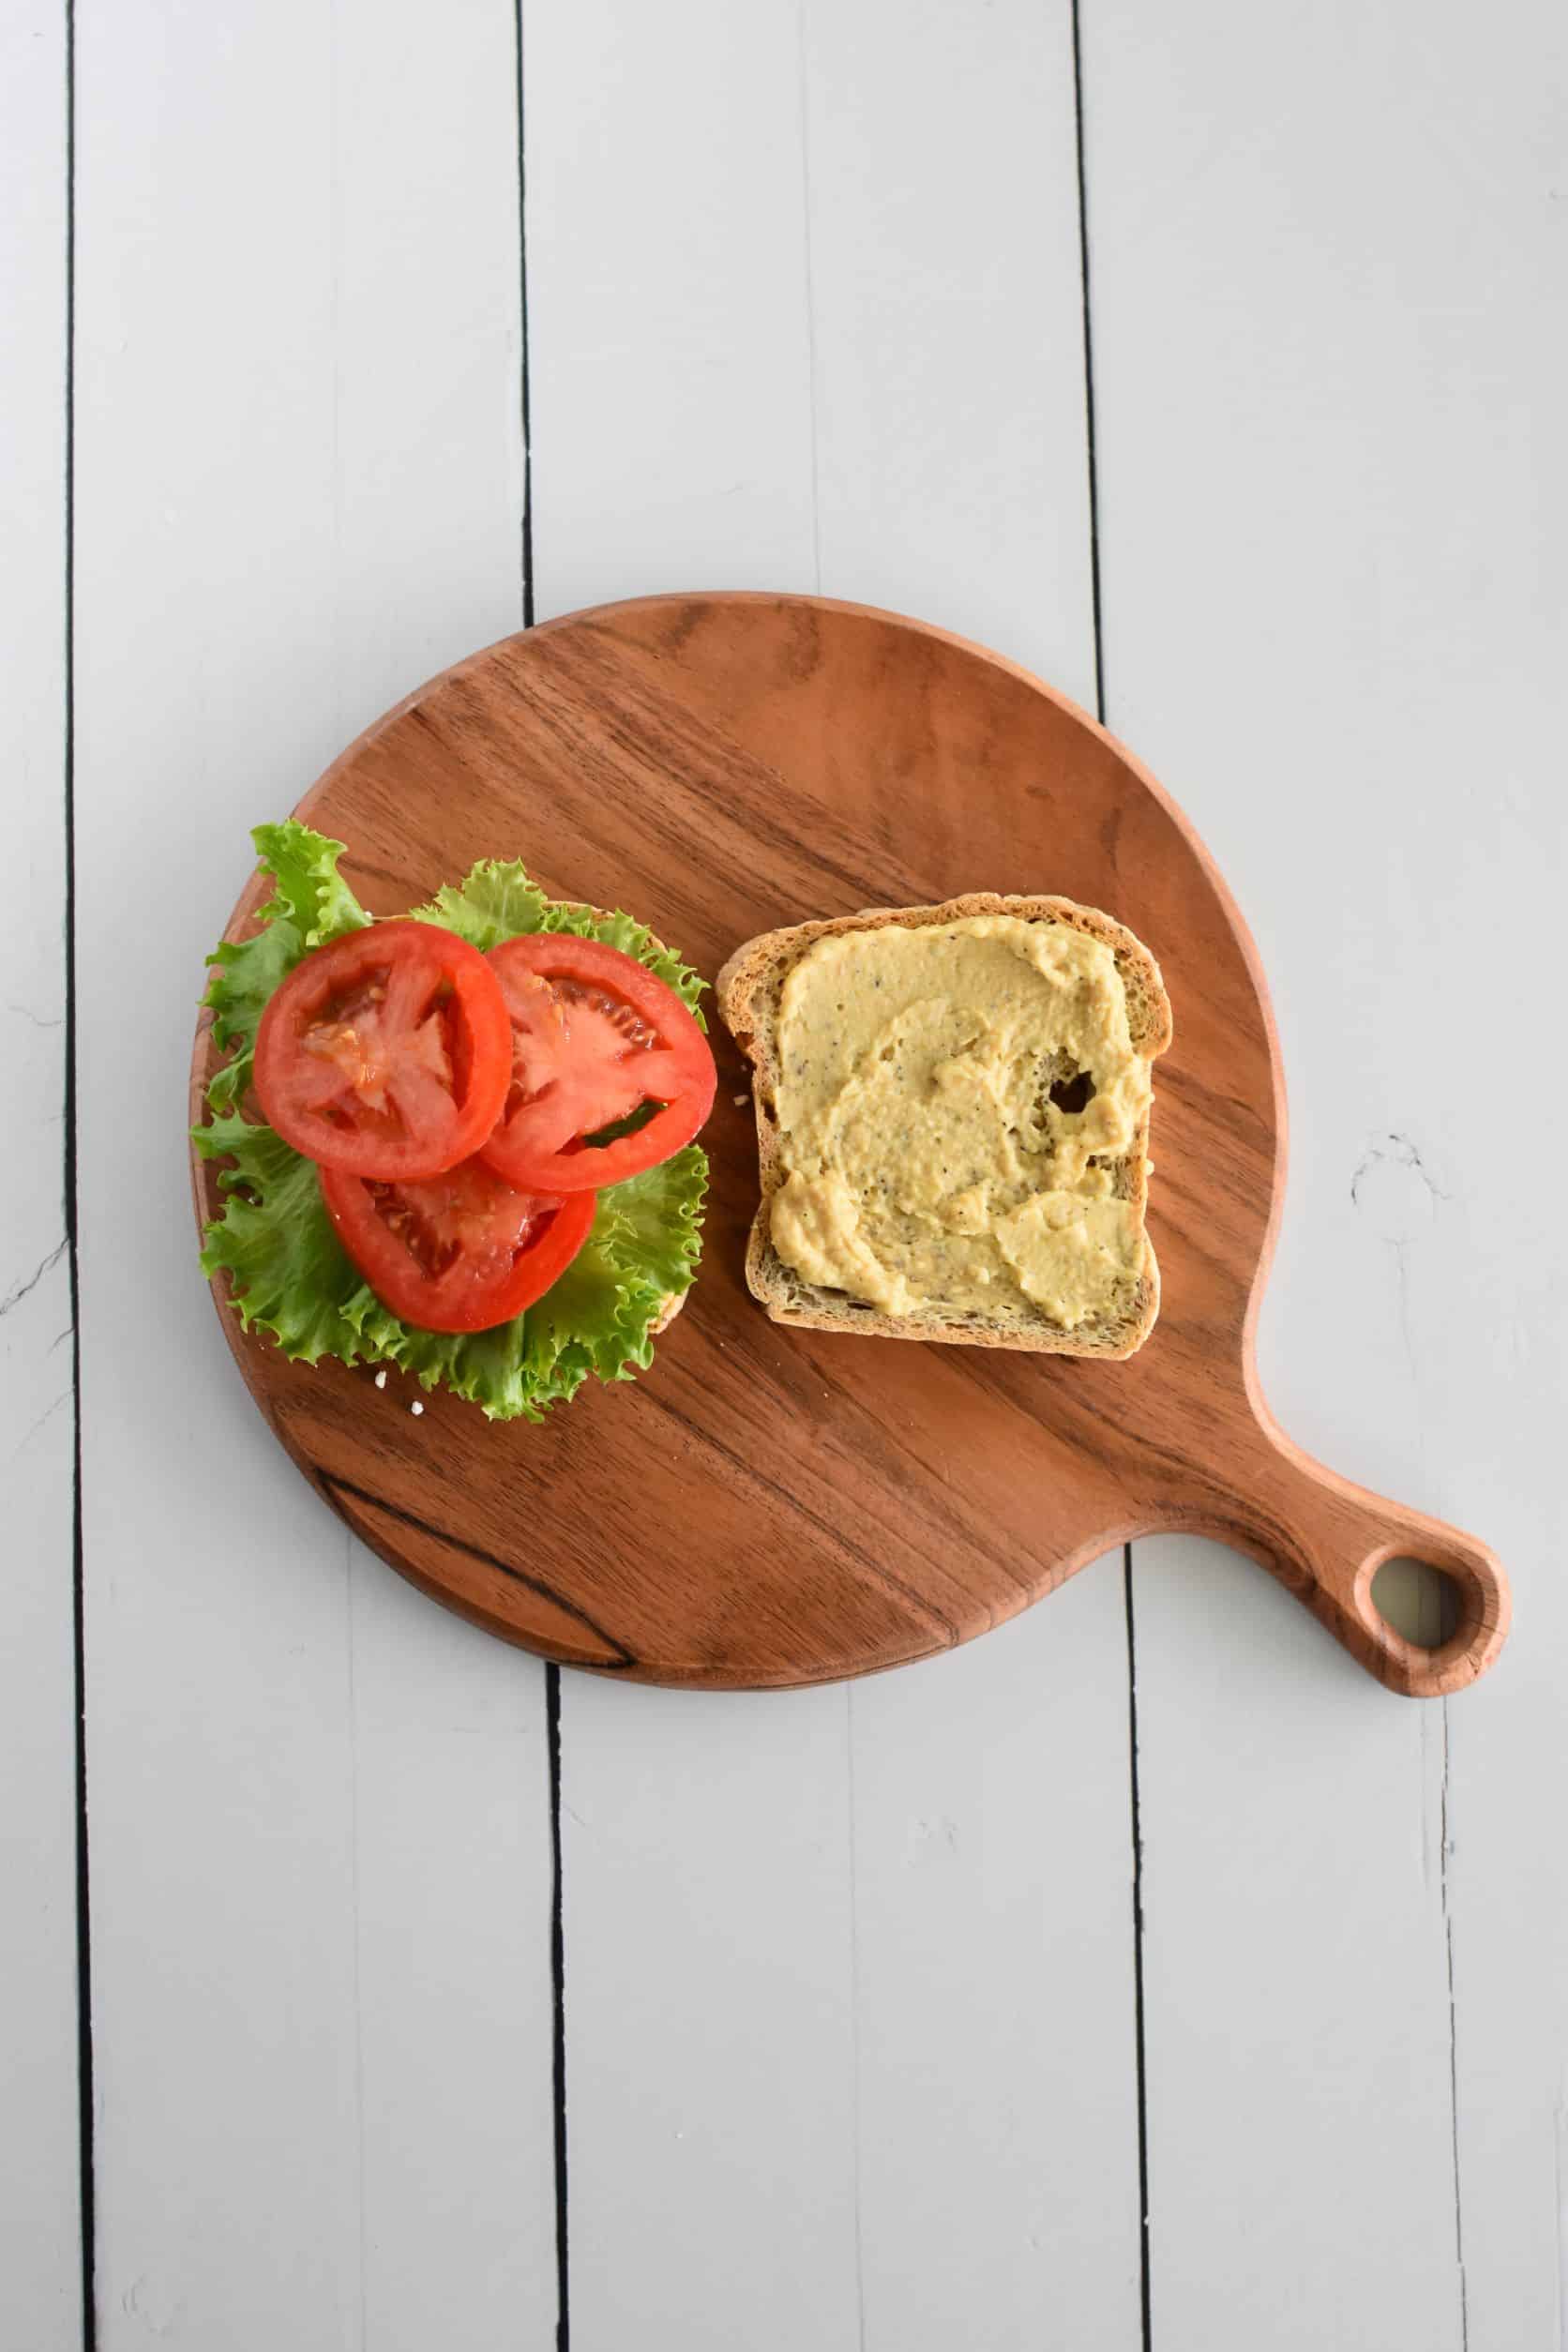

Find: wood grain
[189,593,1510,1695]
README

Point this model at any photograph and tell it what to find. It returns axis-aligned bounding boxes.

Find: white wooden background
[4,2,1565,2345]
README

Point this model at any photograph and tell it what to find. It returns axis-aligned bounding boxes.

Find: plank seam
[547,1665,571,2352]
[1441,1704,1470,2349]
[515,12,566,2345]
[1069,0,1106,725]
[793,0,824,596]
[1074,5,1153,2331]
[64,1,97,2342]
[1081,13,1152,2332]
[846,1694,867,2352]
[1122,1547,1153,2352]
[515,0,535,630]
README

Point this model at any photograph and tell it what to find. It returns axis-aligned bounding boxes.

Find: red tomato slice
[480,935,716,1193]
[320,1155,596,1334]
[254,920,512,1179]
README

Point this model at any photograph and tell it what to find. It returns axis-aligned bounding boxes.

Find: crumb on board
[410,1400,424,1417]
[374,1367,387,1389]
[732,1093,747,1106]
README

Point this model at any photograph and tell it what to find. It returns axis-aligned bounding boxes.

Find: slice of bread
[716,893,1172,1360]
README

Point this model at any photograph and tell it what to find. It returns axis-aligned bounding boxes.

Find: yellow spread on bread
[768,915,1150,1325]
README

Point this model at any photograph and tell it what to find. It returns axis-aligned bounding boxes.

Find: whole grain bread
[716,893,1172,1360]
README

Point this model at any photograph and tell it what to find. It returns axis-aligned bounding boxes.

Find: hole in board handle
[1371,1557,1463,1651]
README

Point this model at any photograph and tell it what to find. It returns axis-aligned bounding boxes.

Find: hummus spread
[768,915,1151,1326]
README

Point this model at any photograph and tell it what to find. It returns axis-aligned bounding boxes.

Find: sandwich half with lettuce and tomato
[193,822,715,1421]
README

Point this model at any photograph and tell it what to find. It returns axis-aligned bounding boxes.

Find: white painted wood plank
[561,1688,860,2351]
[345,1556,554,2352]
[525,0,818,612]
[523,11,848,2344]
[799,8,1138,2344]
[0,8,82,2348]
[848,1583,1141,2349]
[73,5,555,2345]
[528,5,1139,2344]
[800,0,1098,701]
[1083,1,1567,2341]
[1134,1553,1459,2346]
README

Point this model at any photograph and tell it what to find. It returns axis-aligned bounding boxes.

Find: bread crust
[716,893,1172,1360]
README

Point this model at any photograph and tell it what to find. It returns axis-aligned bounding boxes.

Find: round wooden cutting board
[189,594,1508,1696]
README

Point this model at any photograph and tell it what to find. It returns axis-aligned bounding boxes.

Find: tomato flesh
[320,1154,596,1334]
[254,919,512,1179]
[480,935,716,1192]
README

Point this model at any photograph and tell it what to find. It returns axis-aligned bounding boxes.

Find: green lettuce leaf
[196,1109,382,1368]
[193,826,709,1419]
[340,1150,707,1420]
[410,860,552,956]
[414,860,707,1026]
[203,822,371,1112]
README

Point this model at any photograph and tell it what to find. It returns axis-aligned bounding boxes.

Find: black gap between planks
[515,6,568,2346]
[64,2,98,2345]
[1072,4,1153,2341]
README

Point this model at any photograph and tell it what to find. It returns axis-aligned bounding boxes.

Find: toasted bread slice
[716,893,1172,1359]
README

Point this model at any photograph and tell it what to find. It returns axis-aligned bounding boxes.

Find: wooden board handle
[1229,1406,1511,1696]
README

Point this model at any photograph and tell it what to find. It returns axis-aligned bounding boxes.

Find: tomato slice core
[253,919,512,1178]
[479,935,716,1192]
[320,1154,596,1334]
